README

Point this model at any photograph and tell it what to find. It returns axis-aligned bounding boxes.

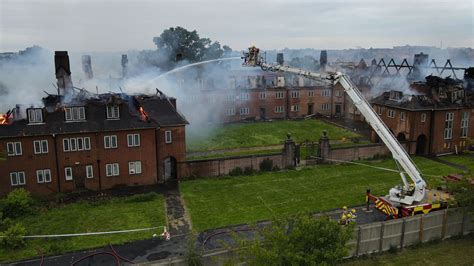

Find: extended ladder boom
[244,48,426,205]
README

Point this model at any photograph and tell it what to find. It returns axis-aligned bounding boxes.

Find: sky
[0,0,473,52]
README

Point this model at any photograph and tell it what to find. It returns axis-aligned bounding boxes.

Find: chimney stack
[320,50,327,72]
[276,53,284,65]
[55,51,73,96]
[412,52,429,81]
[81,55,93,80]
[121,54,128,78]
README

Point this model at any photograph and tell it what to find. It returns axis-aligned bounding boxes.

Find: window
[291,105,300,112]
[106,163,120,177]
[308,91,315,97]
[387,109,395,118]
[129,161,142,175]
[275,106,284,113]
[444,112,454,140]
[86,165,94,179]
[104,135,118,149]
[77,137,84,151]
[70,138,77,151]
[226,95,236,101]
[259,92,266,100]
[400,112,405,121]
[421,113,426,123]
[461,111,469,138]
[165,130,172,143]
[321,103,330,110]
[226,108,235,116]
[84,137,91,150]
[7,142,22,156]
[64,107,85,121]
[321,89,331,97]
[335,90,342,97]
[291,91,299,98]
[127,134,140,147]
[10,172,26,186]
[376,106,382,115]
[36,169,51,183]
[240,107,250,115]
[275,92,285,99]
[63,137,90,152]
[64,167,73,180]
[106,105,120,119]
[63,139,70,152]
[33,140,48,154]
[27,108,43,124]
[239,93,250,101]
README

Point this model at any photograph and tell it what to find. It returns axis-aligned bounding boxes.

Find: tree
[151,27,231,67]
[450,179,474,215]
[235,214,353,265]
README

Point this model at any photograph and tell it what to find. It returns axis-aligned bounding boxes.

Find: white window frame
[321,103,330,111]
[226,108,235,116]
[240,93,250,101]
[421,113,426,123]
[291,105,300,112]
[400,111,405,121]
[291,91,300,98]
[106,163,120,177]
[33,140,48,154]
[27,108,43,124]
[275,106,284,113]
[388,109,395,118]
[444,112,454,140]
[127,133,140,147]
[65,107,86,122]
[6,142,22,156]
[275,92,284,99]
[259,92,266,100]
[308,91,315,97]
[86,165,94,179]
[239,107,250,115]
[104,135,118,149]
[65,167,73,180]
[321,89,331,97]
[63,139,70,152]
[106,105,120,120]
[84,137,91,150]
[461,111,469,138]
[335,90,341,97]
[70,138,77,151]
[165,130,172,144]
[128,161,142,175]
[77,137,84,151]
[10,171,26,186]
[36,169,51,183]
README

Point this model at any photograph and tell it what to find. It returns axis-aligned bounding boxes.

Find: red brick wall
[157,126,186,181]
[0,135,59,197]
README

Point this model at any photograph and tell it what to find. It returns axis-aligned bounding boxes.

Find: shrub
[272,165,280,171]
[1,223,27,249]
[244,167,254,175]
[229,167,243,176]
[1,188,34,219]
[259,159,274,172]
[124,192,159,203]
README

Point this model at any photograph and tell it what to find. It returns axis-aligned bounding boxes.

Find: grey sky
[1,0,473,52]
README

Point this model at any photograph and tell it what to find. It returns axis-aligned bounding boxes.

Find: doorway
[416,134,427,155]
[163,157,177,181]
[307,104,314,115]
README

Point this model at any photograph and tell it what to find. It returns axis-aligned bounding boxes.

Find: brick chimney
[277,53,284,65]
[55,51,73,95]
[320,50,327,72]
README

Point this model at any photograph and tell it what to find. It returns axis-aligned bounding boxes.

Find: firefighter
[348,208,357,223]
[340,206,349,225]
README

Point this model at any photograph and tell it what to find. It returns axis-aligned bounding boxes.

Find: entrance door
[260,108,266,119]
[163,157,177,181]
[307,104,314,115]
[416,135,427,155]
[73,166,86,189]
[335,104,342,116]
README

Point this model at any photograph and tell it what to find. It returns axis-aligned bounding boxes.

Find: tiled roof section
[0,92,187,138]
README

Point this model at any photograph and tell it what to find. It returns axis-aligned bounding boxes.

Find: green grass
[187,149,282,161]
[180,157,460,232]
[440,153,474,175]
[0,194,166,263]
[343,236,474,266]
[186,119,361,152]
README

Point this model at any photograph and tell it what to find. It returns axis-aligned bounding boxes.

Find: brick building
[0,52,188,197]
[371,76,473,155]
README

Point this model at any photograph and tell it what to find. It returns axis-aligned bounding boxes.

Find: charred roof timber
[55,51,73,96]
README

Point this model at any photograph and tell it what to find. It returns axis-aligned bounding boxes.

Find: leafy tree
[236,214,353,265]
[1,188,35,219]
[151,26,231,67]
[450,179,474,215]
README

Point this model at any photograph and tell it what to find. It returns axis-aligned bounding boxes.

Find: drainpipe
[428,109,435,155]
[53,134,61,193]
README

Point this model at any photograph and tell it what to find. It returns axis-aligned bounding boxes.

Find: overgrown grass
[180,157,459,231]
[343,235,474,265]
[0,193,166,263]
[186,119,361,152]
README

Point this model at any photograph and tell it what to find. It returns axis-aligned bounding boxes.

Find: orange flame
[0,113,10,125]
[139,106,149,121]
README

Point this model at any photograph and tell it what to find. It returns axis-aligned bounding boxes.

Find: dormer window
[106,105,120,120]
[389,91,403,100]
[65,107,85,122]
[27,108,43,124]
[451,90,464,103]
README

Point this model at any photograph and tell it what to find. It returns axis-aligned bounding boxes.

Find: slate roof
[0,92,188,138]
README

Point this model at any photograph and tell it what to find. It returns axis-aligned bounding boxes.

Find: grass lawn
[0,194,166,263]
[186,119,362,152]
[343,236,474,266]
[180,157,460,232]
[440,153,474,175]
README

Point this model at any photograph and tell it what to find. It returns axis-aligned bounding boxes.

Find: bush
[124,192,159,203]
[259,159,274,172]
[229,167,243,176]
[1,189,34,219]
[244,167,254,175]
[1,223,27,249]
[272,165,280,171]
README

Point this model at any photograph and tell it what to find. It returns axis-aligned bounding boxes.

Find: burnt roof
[0,92,188,138]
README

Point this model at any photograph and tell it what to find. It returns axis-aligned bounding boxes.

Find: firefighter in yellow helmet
[348,208,357,223]
[340,206,349,225]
